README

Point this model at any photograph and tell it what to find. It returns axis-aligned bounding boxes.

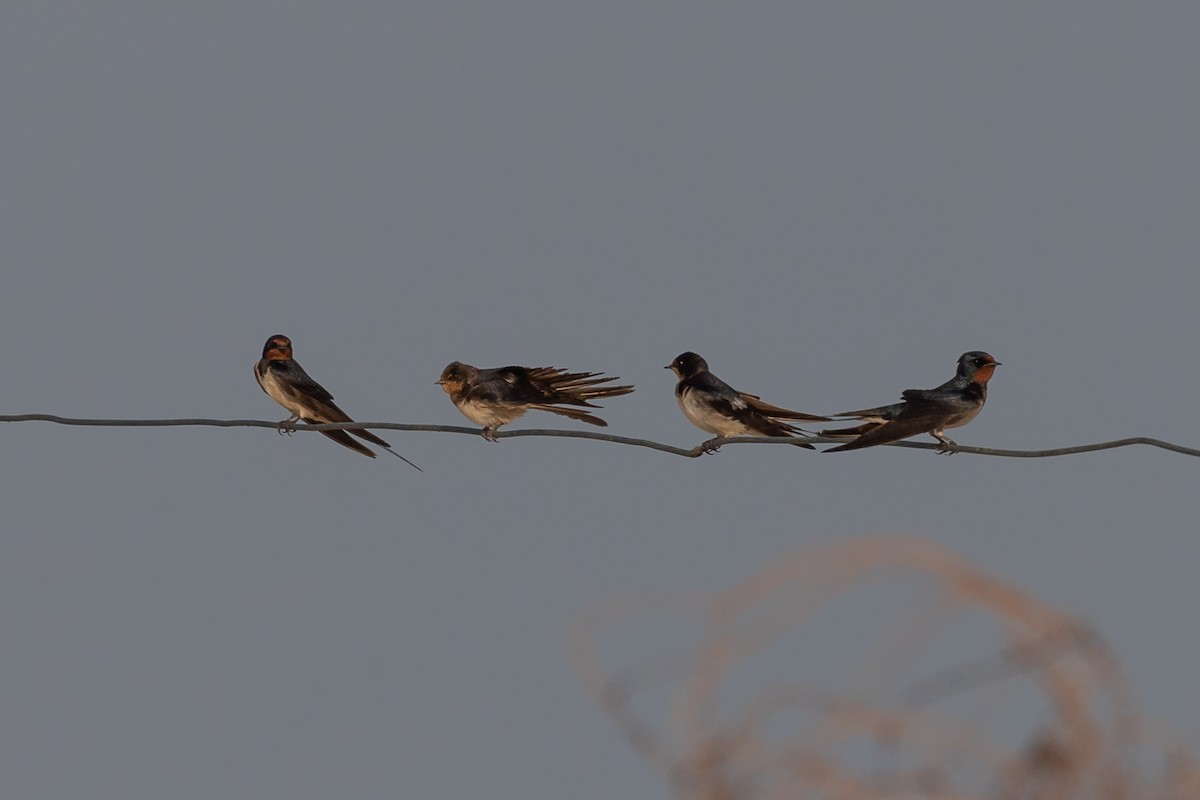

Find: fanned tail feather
[526,367,635,408]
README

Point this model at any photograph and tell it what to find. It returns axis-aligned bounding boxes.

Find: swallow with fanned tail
[822,351,1000,454]
[437,361,635,441]
[665,351,829,452]
[254,334,420,469]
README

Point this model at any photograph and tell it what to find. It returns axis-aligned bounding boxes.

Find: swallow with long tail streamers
[254,335,421,469]
[822,351,1000,454]
[665,351,829,452]
[436,361,634,441]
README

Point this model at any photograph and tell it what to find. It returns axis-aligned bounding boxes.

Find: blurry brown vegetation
[570,536,1198,800]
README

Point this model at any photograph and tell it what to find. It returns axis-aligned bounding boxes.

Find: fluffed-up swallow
[254,334,420,469]
[822,351,1000,454]
[665,351,829,451]
[436,361,634,441]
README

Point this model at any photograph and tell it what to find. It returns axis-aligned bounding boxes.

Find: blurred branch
[2,414,1198,459]
[571,535,1173,799]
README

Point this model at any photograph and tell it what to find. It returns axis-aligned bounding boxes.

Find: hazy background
[1,4,1196,798]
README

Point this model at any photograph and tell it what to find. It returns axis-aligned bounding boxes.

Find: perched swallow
[665,352,829,451]
[436,361,634,441]
[822,351,1001,454]
[254,334,420,469]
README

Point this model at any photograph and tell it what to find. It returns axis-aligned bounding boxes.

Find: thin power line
[2,414,1198,459]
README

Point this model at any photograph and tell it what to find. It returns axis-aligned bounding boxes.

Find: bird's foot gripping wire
[934,435,959,455]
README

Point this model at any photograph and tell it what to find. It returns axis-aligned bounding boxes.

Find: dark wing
[727,405,815,444]
[739,392,829,422]
[824,396,952,452]
[904,388,985,417]
[467,367,548,406]
[690,375,810,439]
[271,360,338,407]
[819,420,882,438]
[279,363,394,452]
[830,401,906,421]
[733,412,808,438]
[900,388,951,403]
[821,400,904,437]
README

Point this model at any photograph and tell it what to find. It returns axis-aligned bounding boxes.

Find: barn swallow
[822,351,1000,454]
[254,334,421,469]
[665,352,829,451]
[436,361,634,441]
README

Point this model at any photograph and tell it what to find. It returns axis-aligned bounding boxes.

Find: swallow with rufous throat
[821,351,1000,454]
[436,361,634,441]
[254,334,421,469]
[665,351,829,452]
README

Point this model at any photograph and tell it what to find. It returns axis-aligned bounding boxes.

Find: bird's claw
[934,437,958,455]
[481,428,500,443]
[276,417,299,436]
[700,437,724,455]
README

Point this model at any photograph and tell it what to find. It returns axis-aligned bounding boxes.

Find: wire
[2,414,1197,459]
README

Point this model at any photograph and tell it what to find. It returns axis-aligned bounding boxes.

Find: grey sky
[1,4,1197,798]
